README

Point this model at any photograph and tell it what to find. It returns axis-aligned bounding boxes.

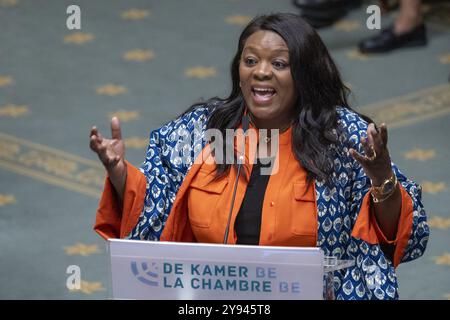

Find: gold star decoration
[185,66,217,79]
[346,49,370,61]
[63,32,94,44]
[69,280,105,294]
[108,110,140,122]
[0,104,29,117]
[123,49,155,62]
[439,53,450,64]
[433,253,450,266]
[0,141,20,159]
[404,148,436,161]
[428,216,450,230]
[96,84,127,96]
[0,194,16,206]
[225,15,252,26]
[0,75,13,87]
[333,20,361,32]
[421,181,446,194]
[64,243,101,256]
[0,0,18,7]
[121,9,151,20]
[125,137,148,149]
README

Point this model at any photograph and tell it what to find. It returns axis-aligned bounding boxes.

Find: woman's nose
[253,62,272,80]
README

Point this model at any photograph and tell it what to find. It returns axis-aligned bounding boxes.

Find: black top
[235,158,272,245]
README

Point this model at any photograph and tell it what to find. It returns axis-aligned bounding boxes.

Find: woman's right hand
[90,117,127,199]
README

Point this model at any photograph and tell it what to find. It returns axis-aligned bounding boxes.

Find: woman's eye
[273,61,288,69]
[244,57,257,66]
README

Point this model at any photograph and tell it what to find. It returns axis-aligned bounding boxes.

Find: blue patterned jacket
[126,103,429,300]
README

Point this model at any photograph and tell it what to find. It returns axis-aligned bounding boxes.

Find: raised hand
[90,117,127,198]
[349,122,393,186]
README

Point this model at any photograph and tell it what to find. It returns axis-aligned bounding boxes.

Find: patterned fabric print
[397,175,429,264]
[127,105,428,299]
[338,238,398,300]
[324,107,429,299]
[128,106,211,240]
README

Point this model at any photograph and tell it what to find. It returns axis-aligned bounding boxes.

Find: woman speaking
[89,13,428,299]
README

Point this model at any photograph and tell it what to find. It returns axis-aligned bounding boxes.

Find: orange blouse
[94,128,413,266]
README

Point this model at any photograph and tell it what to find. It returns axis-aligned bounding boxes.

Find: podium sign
[108,239,326,300]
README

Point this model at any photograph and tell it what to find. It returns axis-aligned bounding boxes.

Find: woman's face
[239,30,297,129]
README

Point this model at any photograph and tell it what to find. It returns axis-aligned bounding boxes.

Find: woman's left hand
[349,123,393,186]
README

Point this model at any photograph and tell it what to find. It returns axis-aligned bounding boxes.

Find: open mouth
[252,86,276,96]
[251,86,277,103]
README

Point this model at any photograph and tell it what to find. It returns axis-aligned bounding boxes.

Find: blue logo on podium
[130,261,159,286]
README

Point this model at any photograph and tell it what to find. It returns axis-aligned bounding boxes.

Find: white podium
[107,239,354,300]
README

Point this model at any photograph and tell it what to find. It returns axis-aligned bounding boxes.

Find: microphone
[223,114,249,244]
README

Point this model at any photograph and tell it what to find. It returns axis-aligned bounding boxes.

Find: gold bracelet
[371,180,398,203]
